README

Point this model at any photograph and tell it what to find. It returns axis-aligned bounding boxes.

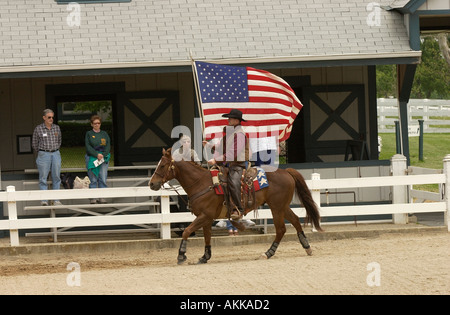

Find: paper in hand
[93,158,104,167]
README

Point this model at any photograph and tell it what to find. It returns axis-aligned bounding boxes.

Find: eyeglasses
[46,116,54,119]
[92,122,101,125]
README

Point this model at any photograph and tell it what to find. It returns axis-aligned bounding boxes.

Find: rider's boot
[227,164,245,220]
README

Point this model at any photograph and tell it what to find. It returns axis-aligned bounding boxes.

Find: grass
[379,133,450,168]
[379,133,450,192]
[60,146,114,169]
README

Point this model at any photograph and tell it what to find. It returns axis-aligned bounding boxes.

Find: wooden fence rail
[1,154,449,247]
[378,98,450,133]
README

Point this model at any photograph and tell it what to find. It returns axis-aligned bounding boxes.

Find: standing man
[32,109,62,206]
[203,109,249,220]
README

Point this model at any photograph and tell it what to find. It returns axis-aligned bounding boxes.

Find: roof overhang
[383,0,428,14]
[0,51,422,79]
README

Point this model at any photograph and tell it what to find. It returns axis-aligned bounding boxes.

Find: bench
[23,199,180,242]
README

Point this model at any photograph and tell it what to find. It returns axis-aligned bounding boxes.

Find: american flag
[194,61,303,141]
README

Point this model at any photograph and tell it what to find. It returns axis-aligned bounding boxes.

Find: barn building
[0,0,449,218]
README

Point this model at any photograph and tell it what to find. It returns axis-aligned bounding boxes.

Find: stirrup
[230,209,243,221]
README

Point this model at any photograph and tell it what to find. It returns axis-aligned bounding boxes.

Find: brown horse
[149,148,322,264]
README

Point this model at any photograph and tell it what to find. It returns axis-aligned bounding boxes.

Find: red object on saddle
[210,170,224,195]
[210,168,268,195]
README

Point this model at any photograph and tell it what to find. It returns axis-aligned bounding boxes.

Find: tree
[376,64,397,98]
[411,36,450,99]
[376,35,450,99]
[74,100,113,120]
[438,33,450,67]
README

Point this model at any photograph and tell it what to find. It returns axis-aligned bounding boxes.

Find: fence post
[443,155,450,232]
[6,186,20,246]
[418,119,424,162]
[160,195,171,239]
[394,121,401,154]
[391,154,409,224]
[311,173,321,231]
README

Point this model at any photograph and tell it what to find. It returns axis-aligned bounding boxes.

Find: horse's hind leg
[285,207,313,256]
[197,224,212,264]
[261,209,286,259]
[178,239,188,265]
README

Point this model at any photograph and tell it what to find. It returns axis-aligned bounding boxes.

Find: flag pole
[190,51,210,166]
[190,50,205,134]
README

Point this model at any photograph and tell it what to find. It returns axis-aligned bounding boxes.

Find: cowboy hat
[222,109,246,122]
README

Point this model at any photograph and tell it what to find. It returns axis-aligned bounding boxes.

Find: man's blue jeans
[36,150,62,203]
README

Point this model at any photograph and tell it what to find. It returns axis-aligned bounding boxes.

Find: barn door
[114,91,180,165]
[302,85,366,162]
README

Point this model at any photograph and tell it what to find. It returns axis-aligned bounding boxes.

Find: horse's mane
[179,160,208,171]
[165,148,208,171]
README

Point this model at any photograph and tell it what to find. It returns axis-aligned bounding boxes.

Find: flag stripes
[194,61,303,141]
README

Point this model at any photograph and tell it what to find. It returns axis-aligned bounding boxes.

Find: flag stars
[196,61,249,103]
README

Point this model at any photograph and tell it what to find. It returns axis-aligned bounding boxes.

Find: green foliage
[376,35,450,99]
[412,37,450,99]
[58,121,113,147]
[73,100,113,121]
[376,64,397,98]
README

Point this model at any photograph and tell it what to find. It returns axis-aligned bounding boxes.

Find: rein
[155,156,213,207]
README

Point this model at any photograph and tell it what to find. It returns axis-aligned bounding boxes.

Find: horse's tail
[286,168,323,232]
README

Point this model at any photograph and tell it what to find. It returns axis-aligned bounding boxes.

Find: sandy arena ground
[0,230,449,295]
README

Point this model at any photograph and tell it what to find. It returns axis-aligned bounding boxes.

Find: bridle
[153,156,175,186]
[152,155,193,206]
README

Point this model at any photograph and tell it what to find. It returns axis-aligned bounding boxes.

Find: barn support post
[396,64,417,165]
[6,186,20,246]
[391,154,409,224]
[443,155,450,232]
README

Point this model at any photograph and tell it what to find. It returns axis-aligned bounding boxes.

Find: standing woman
[85,115,111,204]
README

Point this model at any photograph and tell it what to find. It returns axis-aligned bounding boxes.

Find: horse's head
[149,148,176,190]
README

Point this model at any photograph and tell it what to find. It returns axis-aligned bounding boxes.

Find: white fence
[378,98,450,133]
[0,154,449,247]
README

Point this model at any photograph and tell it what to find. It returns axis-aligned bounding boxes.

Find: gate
[302,85,366,162]
[115,91,180,165]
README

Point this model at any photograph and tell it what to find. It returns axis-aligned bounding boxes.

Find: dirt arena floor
[0,227,449,295]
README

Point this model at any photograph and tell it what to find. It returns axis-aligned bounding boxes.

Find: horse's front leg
[197,224,212,264]
[177,213,211,265]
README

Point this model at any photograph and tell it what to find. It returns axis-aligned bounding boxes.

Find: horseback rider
[203,109,249,220]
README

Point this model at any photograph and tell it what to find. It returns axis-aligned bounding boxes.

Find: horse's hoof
[197,257,208,264]
[305,247,313,256]
[259,253,268,260]
[177,255,187,265]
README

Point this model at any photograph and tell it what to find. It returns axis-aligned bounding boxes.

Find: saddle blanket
[210,167,269,195]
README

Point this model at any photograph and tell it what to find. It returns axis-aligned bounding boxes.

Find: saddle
[210,165,268,219]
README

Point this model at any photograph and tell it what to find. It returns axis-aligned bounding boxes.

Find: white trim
[0,51,422,74]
